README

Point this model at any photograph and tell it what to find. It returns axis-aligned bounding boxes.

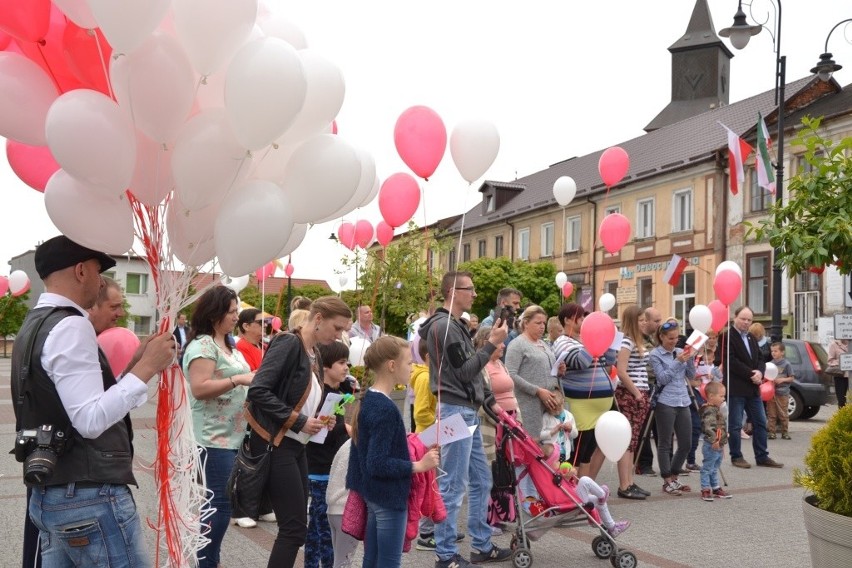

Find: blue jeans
[726,395,769,462]
[435,403,493,561]
[363,500,406,568]
[700,441,723,489]
[29,483,148,568]
[305,479,333,568]
[197,447,237,568]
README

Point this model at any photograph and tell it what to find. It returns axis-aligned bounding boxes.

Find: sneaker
[258,512,277,522]
[670,478,691,492]
[768,433,776,440]
[607,520,631,538]
[713,487,733,499]
[686,463,701,471]
[470,545,512,564]
[701,489,714,502]
[233,517,257,528]
[662,481,682,496]
[435,554,474,568]
[417,536,437,551]
[617,486,646,500]
[781,433,792,440]
[741,431,751,439]
[630,483,651,497]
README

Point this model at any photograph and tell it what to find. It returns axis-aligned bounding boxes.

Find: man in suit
[173,312,189,365]
[716,306,783,469]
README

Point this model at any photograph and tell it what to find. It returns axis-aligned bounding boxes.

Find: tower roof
[669,0,733,57]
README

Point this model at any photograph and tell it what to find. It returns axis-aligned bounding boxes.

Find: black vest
[11,306,136,487]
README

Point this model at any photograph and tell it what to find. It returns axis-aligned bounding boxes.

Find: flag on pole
[664,254,689,286]
[719,122,753,195]
[756,112,776,194]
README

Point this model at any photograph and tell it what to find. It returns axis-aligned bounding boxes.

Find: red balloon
[707,300,728,333]
[599,213,631,254]
[271,316,282,332]
[255,261,275,283]
[337,222,356,250]
[561,282,574,298]
[393,105,447,180]
[379,172,420,228]
[0,29,12,51]
[759,380,775,402]
[598,146,630,187]
[0,0,51,42]
[354,219,374,249]
[0,276,8,296]
[284,263,294,277]
[97,327,141,377]
[6,139,60,192]
[13,4,85,93]
[375,220,394,247]
[580,312,616,358]
[62,22,112,95]
[713,269,742,306]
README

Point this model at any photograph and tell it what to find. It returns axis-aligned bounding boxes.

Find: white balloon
[688,304,713,333]
[53,0,98,28]
[764,362,779,381]
[358,175,381,209]
[172,109,250,211]
[249,142,298,185]
[258,12,307,48]
[166,196,219,266]
[594,410,631,462]
[280,134,361,223]
[174,0,257,76]
[553,176,577,207]
[555,272,568,288]
[8,270,30,296]
[215,180,294,276]
[129,130,174,207]
[450,119,500,183]
[0,53,59,146]
[88,0,171,55]
[195,68,227,110]
[348,337,369,366]
[46,90,136,195]
[44,170,134,254]
[338,274,348,288]
[110,32,195,144]
[715,260,743,278]
[225,38,307,150]
[277,49,345,147]
[222,274,250,294]
[599,293,616,313]
[314,148,376,223]
[277,223,309,258]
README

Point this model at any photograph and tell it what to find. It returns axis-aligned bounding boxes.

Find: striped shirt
[620,336,649,391]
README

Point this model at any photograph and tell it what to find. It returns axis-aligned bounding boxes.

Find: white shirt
[285,371,323,444]
[37,293,148,439]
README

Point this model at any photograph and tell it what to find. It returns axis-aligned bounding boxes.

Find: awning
[240,301,274,319]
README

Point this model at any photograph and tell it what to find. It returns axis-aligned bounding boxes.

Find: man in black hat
[12,235,175,567]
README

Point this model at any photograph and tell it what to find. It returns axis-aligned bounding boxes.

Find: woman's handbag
[341,489,367,541]
[825,364,845,377]
[227,433,273,519]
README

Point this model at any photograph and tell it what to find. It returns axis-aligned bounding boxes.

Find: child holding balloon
[766,342,794,440]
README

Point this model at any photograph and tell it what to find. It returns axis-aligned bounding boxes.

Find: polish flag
[664,254,689,286]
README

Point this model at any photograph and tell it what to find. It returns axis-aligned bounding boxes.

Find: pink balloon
[376,220,394,247]
[331,119,338,134]
[337,222,356,250]
[6,139,60,192]
[0,275,8,296]
[598,146,630,187]
[0,0,51,42]
[271,316,282,332]
[393,105,446,180]
[759,380,775,402]
[62,22,112,95]
[11,280,30,297]
[0,29,12,51]
[14,3,86,93]
[599,213,631,254]
[97,326,141,377]
[354,219,374,249]
[580,312,616,358]
[714,269,742,306]
[379,172,420,228]
[707,300,728,333]
[562,282,574,298]
[284,263,294,277]
[255,261,275,283]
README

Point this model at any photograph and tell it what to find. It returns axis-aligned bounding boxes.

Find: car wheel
[799,406,820,420]
[787,390,804,420]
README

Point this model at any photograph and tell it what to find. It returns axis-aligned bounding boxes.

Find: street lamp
[810,19,852,81]
[720,0,787,341]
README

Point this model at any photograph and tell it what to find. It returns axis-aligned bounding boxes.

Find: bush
[794,405,852,517]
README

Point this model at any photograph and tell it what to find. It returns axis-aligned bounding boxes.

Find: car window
[783,342,802,364]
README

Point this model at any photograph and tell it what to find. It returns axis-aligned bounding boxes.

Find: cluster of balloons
[685,261,744,336]
[0,270,31,297]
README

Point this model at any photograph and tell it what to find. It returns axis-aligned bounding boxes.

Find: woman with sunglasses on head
[649,318,698,496]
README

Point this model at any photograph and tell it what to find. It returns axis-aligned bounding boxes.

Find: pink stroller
[485,406,638,568]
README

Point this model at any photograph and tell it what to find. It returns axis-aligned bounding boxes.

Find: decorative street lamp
[810,19,852,81]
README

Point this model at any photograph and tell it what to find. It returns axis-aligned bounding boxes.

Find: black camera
[497,305,515,330]
[15,425,67,484]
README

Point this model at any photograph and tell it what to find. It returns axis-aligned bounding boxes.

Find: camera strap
[15,307,80,409]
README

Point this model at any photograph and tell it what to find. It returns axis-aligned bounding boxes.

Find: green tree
[747,117,852,275]
[0,292,31,357]
[458,257,561,318]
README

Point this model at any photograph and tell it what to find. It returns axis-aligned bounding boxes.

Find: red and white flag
[664,254,689,286]
[719,122,753,195]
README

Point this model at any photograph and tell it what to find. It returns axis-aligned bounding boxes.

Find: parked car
[782,339,833,420]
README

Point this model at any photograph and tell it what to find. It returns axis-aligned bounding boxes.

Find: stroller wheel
[512,548,534,568]
[592,536,614,559]
[510,534,531,551]
[610,550,638,568]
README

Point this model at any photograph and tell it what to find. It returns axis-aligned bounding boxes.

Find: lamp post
[810,19,852,81]
[719,0,787,341]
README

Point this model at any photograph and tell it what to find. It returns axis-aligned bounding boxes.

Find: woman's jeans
[362,500,407,568]
[654,403,691,479]
[197,447,237,568]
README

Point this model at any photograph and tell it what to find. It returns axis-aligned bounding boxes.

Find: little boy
[767,342,794,440]
[699,381,732,501]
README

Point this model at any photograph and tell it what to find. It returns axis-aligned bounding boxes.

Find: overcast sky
[2,0,850,288]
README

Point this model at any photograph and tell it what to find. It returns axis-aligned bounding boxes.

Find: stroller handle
[482,400,501,422]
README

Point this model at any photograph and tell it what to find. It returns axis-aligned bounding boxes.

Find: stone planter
[802,494,852,566]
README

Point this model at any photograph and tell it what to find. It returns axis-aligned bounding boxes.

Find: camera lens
[24,448,57,485]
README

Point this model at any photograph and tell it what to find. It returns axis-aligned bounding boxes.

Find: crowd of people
[15,235,837,568]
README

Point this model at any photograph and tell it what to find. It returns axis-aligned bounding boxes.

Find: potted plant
[794,405,852,565]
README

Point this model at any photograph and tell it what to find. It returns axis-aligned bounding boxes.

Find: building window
[749,168,772,212]
[747,252,771,315]
[795,270,821,292]
[673,189,693,232]
[478,239,486,258]
[102,270,116,281]
[427,249,435,270]
[636,198,655,239]
[495,235,504,258]
[672,272,696,328]
[604,280,619,319]
[448,249,457,271]
[517,228,530,261]
[638,277,653,309]
[462,243,470,263]
[540,222,554,257]
[133,316,152,335]
[484,194,495,213]
[125,273,148,295]
[565,216,581,252]
[605,204,621,216]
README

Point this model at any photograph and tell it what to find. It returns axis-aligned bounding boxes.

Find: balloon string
[34,41,64,94]
[90,28,115,101]
[420,182,434,312]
